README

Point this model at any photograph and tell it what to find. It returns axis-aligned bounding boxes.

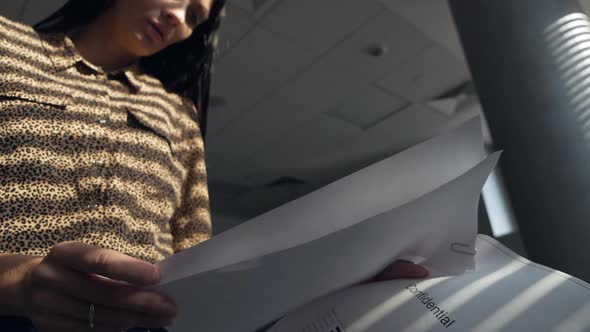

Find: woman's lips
[147,20,165,43]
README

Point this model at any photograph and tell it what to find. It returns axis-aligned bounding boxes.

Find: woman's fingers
[19,241,179,332]
[33,290,174,330]
[29,262,176,317]
[44,241,178,315]
[46,241,160,286]
[373,260,429,282]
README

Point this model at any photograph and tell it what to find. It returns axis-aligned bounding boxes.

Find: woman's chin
[131,33,163,57]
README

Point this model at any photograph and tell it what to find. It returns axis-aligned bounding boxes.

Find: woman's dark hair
[34,0,227,140]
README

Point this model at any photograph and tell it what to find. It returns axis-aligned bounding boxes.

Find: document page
[270,235,590,332]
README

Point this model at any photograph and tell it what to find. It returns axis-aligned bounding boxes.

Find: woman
[0,1,427,331]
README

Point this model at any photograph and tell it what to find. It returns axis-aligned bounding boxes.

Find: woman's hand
[360,260,429,285]
[374,260,429,281]
[16,241,177,332]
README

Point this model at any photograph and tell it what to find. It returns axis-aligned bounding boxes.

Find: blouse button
[98,118,108,125]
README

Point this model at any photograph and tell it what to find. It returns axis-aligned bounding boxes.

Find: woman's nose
[163,7,186,28]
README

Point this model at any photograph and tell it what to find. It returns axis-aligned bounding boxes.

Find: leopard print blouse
[0,16,211,264]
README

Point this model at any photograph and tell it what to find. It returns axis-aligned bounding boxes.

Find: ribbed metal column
[449,0,590,281]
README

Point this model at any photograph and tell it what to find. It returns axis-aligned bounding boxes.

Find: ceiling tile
[223,182,314,220]
[211,214,248,235]
[0,1,26,21]
[206,104,234,135]
[258,0,384,56]
[375,45,470,102]
[204,150,238,181]
[209,104,481,219]
[260,10,431,120]
[206,94,315,163]
[215,4,256,59]
[207,73,406,182]
[326,84,408,130]
[378,0,466,61]
[21,0,66,25]
[208,179,252,201]
[245,105,450,186]
[228,0,278,17]
[353,104,449,155]
[237,114,363,186]
[316,9,433,84]
[298,104,480,187]
[276,113,363,158]
[267,57,363,116]
[229,0,258,13]
[209,26,314,134]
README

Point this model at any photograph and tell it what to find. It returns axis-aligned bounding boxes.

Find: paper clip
[451,242,477,256]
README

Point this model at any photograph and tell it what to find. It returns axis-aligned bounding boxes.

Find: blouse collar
[39,31,143,93]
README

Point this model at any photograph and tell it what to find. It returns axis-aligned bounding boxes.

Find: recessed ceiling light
[366,43,389,57]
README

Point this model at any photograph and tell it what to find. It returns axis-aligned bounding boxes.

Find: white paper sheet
[270,235,590,332]
[153,152,500,332]
[156,118,486,286]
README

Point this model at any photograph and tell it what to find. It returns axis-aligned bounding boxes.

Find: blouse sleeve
[169,103,212,253]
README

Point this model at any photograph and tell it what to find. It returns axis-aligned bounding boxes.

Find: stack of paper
[151,118,500,331]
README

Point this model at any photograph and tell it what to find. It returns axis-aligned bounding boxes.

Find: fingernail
[151,266,161,284]
[160,301,177,315]
[413,266,428,277]
[161,295,176,305]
